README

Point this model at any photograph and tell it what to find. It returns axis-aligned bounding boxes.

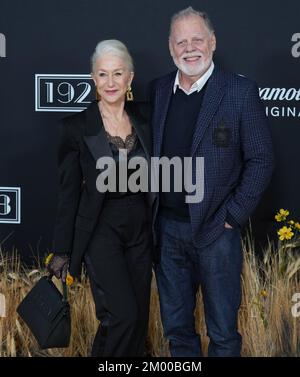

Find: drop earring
[126,86,133,101]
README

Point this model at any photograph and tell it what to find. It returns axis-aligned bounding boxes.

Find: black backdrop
[1,0,300,262]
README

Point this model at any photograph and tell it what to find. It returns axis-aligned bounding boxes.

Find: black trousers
[84,193,153,357]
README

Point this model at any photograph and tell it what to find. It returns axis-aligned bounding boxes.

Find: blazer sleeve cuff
[225,211,240,228]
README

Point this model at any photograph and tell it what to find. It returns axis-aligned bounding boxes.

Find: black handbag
[17,275,71,349]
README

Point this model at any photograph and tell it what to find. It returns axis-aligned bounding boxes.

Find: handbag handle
[47,274,68,302]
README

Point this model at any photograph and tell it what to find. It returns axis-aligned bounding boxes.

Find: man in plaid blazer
[150,7,274,357]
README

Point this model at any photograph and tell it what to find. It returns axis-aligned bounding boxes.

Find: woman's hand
[46,254,69,283]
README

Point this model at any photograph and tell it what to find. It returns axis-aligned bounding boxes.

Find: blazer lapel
[191,66,226,155]
[83,100,113,162]
[153,75,174,157]
[125,102,151,162]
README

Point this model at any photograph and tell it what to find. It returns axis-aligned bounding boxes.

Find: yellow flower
[66,274,74,286]
[275,209,289,222]
[277,226,294,241]
[289,220,295,226]
[260,290,268,298]
[295,222,300,231]
[45,253,54,266]
[279,209,289,216]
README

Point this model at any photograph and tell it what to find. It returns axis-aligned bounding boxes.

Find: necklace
[99,102,131,139]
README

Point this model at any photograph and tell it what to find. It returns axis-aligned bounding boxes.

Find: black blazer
[53,100,153,277]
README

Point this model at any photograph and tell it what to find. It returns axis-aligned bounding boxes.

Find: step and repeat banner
[0,0,299,262]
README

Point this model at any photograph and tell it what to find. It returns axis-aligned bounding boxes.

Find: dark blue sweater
[160,85,207,220]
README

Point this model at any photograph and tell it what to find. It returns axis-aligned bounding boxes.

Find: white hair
[91,39,134,73]
[169,6,215,38]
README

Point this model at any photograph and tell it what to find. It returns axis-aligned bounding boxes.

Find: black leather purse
[17,275,71,349]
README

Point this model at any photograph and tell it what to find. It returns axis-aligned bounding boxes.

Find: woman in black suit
[47,40,153,357]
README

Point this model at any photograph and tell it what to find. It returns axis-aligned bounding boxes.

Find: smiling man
[150,7,274,357]
[169,9,216,91]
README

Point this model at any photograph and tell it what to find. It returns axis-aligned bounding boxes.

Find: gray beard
[173,57,211,77]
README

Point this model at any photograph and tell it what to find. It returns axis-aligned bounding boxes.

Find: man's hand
[47,254,69,283]
[225,222,233,229]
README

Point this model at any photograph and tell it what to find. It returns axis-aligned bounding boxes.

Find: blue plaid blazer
[150,65,274,247]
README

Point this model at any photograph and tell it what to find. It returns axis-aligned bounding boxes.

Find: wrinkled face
[92,53,134,104]
[169,15,216,78]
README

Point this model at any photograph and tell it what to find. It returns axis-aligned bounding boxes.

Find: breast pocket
[211,114,238,145]
[213,126,232,147]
